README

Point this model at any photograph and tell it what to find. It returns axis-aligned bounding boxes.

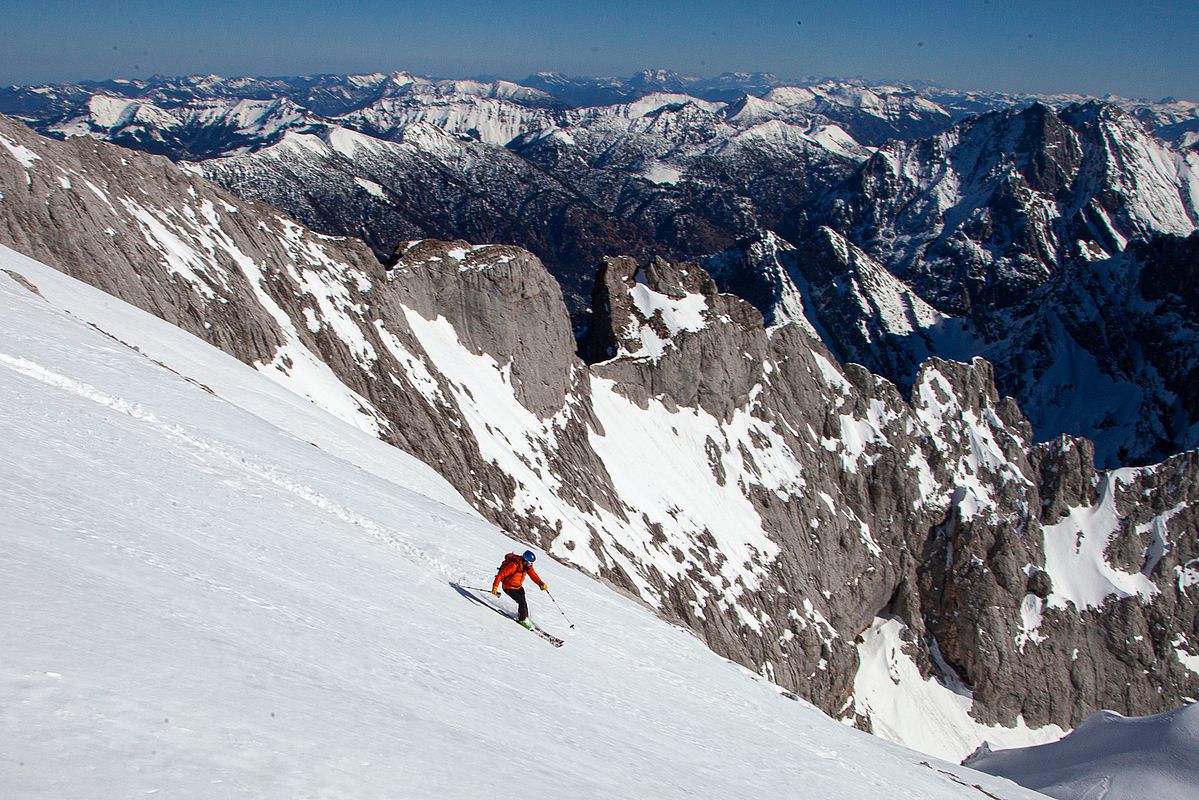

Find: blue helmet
[522,550,536,563]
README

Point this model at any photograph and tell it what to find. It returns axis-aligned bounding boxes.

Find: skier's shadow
[450,581,517,622]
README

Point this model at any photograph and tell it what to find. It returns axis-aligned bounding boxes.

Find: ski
[451,581,565,647]
[527,623,565,648]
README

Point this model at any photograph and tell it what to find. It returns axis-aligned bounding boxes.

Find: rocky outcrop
[389,240,579,419]
[704,228,946,386]
[923,441,1199,728]
[583,255,766,418]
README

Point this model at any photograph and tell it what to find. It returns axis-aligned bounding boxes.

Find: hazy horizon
[4,64,1198,106]
[2,1,1196,102]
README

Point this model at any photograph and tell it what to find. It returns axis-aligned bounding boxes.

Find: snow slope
[853,617,1066,763]
[0,244,1050,798]
[965,705,1199,800]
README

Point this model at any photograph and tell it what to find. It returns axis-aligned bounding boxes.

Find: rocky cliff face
[715,182,1199,467]
[819,102,1199,315]
[3,113,1197,761]
[914,413,1199,729]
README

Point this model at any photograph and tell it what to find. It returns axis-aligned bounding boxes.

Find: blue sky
[3,0,1196,100]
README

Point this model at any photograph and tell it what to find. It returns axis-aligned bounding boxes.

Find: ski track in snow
[0,350,456,581]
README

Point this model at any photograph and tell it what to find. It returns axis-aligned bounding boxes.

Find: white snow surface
[618,273,712,361]
[852,618,1065,764]
[0,244,1052,798]
[353,176,386,198]
[1041,471,1159,612]
[641,161,683,185]
[966,704,1199,800]
[0,131,43,168]
[628,277,709,336]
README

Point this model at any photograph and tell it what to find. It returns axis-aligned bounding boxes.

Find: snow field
[852,618,1065,763]
[967,704,1199,800]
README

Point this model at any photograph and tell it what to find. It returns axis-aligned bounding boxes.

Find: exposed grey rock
[1035,436,1099,521]
[820,102,1199,314]
[584,254,766,419]
[389,240,578,419]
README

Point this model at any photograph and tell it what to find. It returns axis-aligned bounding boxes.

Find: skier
[491,550,548,630]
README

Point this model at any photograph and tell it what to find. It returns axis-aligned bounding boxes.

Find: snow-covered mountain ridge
[5,72,1196,468]
[5,70,1194,151]
[822,102,1199,314]
[2,115,1197,768]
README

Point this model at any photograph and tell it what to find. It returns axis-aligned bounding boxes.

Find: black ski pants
[503,586,529,621]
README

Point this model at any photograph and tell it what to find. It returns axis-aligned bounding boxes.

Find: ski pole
[546,589,575,629]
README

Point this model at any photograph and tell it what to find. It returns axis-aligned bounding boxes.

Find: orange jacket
[493,553,544,591]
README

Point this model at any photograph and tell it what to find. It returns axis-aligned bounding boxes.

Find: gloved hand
[539,583,549,591]
[491,586,501,597]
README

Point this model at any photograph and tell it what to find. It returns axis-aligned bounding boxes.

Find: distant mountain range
[3,69,1197,471]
